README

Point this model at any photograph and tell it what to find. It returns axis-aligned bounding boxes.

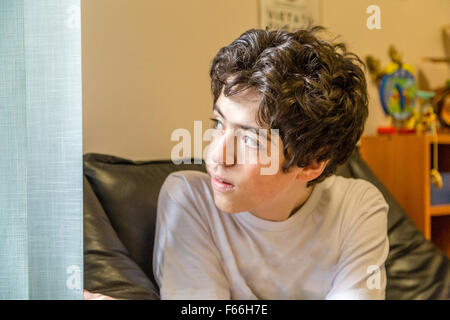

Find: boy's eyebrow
[213,103,272,142]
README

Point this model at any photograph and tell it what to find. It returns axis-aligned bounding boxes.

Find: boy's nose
[210,130,237,166]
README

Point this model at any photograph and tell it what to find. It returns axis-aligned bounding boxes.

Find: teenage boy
[152,26,389,300]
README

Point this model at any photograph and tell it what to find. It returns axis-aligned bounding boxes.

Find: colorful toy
[367,46,417,129]
[407,90,437,133]
[379,68,416,120]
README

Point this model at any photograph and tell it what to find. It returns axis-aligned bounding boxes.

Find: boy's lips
[211,174,233,185]
[211,174,235,192]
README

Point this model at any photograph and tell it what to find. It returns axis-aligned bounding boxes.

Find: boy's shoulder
[325,175,389,228]
[163,169,210,189]
[159,170,213,204]
[157,170,217,228]
[326,175,385,201]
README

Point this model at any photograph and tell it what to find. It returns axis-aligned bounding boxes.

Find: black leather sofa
[83,147,450,300]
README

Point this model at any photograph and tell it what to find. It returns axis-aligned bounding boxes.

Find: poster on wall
[259,0,322,31]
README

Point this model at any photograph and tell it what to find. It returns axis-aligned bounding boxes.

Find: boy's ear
[296,158,330,182]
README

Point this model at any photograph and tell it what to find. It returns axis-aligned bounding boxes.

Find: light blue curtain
[0,0,83,299]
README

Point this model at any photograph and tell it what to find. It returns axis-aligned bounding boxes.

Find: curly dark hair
[209,26,369,187]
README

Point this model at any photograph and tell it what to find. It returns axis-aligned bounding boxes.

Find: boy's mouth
[211,175,235,192]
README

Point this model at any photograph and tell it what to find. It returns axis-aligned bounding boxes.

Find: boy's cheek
[241,165,263,182]
[240,173,275,199]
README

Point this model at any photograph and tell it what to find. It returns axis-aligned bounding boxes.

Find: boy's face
[205,86,326,218]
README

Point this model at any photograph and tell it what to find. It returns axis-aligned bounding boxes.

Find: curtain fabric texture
[0,0,82,299]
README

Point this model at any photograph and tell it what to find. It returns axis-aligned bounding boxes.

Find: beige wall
[82,0,259,160]
[82,0,450,160]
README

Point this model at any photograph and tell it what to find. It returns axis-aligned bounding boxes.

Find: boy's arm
[153,173,231,300]
[325,185,390,300]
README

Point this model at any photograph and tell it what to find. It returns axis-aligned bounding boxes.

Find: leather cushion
[83,175,159,299]
[84,153,205,289]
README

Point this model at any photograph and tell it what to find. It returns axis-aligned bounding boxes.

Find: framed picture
[259,0,322,31]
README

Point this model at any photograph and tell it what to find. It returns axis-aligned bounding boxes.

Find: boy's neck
[249,183,315,222]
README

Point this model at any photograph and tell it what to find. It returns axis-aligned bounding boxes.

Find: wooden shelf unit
[360,133,450,257]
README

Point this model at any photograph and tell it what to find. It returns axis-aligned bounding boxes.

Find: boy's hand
[83,289,117,300]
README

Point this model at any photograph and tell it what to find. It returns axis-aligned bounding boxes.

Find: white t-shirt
[153,170,389,300]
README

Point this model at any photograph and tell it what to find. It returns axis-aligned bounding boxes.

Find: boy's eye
[209,118,223,130]
[243,135,259,148]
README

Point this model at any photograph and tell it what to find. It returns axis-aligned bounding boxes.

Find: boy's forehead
[215,87,262,122]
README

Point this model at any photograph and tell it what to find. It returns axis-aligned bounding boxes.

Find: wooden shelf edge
[362,133,450,144]
[430,204,450,216]
[426,133,450,145]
